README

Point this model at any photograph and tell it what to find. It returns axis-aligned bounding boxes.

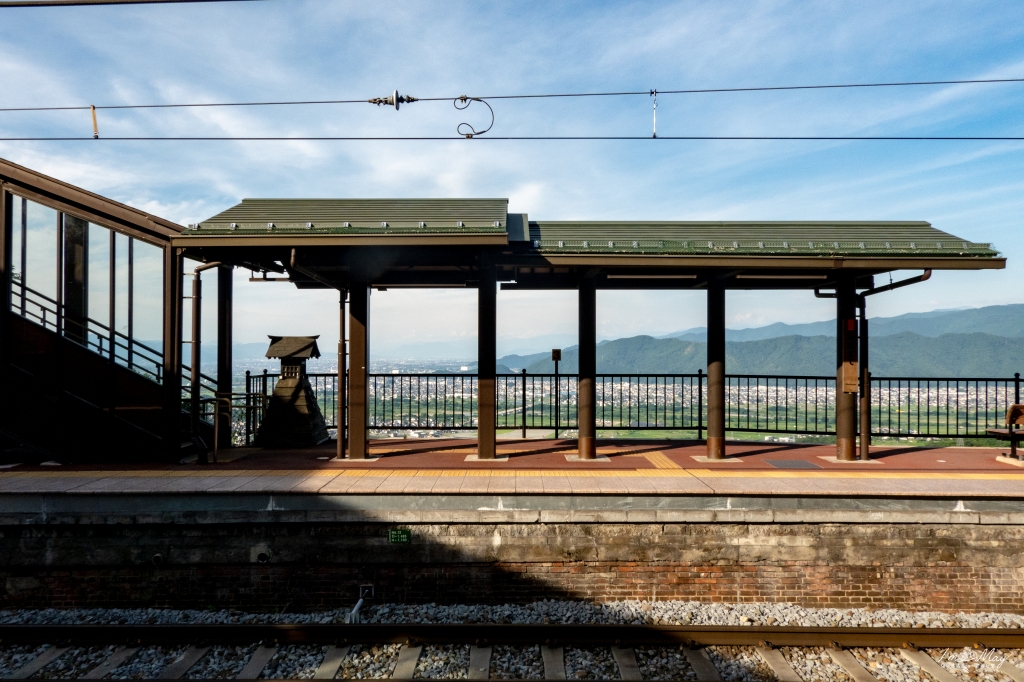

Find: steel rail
[1,624,1022,648]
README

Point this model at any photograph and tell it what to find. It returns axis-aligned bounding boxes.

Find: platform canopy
[173,198,1004,290]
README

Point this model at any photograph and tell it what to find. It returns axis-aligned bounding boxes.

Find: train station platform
[2,439,1023,500]
[2,439,1024,614]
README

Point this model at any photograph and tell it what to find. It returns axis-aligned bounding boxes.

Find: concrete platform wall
[2,499,1024,612]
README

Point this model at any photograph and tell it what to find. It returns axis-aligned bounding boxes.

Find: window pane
[86,222,112,355]
[23,199,59,328]
[131,239,164,377]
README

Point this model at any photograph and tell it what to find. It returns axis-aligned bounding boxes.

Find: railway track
[1,624,1022,681]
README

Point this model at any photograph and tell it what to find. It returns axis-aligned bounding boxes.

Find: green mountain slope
[518,332,1023,377]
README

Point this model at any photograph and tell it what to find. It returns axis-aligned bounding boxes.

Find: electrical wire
[2,135,1024,141]
[2,77,1023,113]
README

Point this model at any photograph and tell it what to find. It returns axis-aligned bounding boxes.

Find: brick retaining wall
[2,520,1023,612]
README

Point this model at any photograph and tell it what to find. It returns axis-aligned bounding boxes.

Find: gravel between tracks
[32,645,117,679]
[706,646,774,682]
[259,645,327,679]
[337,644,401,679]
[3,601,1023,628]
[850,648,925,682]
[489,644,544,680]
[185,644,261,679]
[924,647,1004,682]
[635,646,697,681]
[564,646,619,680]
[414,644,470,679]
[109,645,188,679]
[0,644,49,678]
[781,646,853,682]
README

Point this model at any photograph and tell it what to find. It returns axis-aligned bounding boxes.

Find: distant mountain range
[494,304,1024,377]
[659,304,1024,342]
[209,304,1024,377]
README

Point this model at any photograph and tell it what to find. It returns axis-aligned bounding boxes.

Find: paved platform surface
[2,439,1024,498]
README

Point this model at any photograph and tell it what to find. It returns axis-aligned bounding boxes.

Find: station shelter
[0,157,1006,463]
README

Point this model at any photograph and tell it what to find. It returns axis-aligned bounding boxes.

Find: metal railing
[871,375,1021,438]
[12,280,222,429]
[13,280,165,382]
[237,371,1024,445]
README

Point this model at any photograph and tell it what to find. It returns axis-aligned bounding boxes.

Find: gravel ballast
[32,646,117,679]
[414,644,470,679]
[259,645,327,679]
[2,602,1023,628]
[635,646,697,681]
[336,644,401,679]
[706,646,774,682]
[109,645,188,679]
[564,646,619,680]
[185,644,261,679]
[489,644,544,680]
[780,646,853,682]
[0,645,49,678]
[850,648,925,682]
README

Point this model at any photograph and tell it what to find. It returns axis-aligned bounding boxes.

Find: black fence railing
[13,280,164,382]
[12,279,223,430]
[239,371,1023,445]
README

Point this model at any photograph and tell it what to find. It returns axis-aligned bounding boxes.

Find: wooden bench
[986,404,1024,460]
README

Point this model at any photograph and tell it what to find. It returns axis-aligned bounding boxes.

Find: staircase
[2,312,209,464]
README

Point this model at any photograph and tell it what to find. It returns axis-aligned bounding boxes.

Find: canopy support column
[348,282,369,459]
[706,277,726,460]
[577,276,597,459]
[337,288,347,460]
[859,295,871,460]
[836,278,858,461]
[216,265,233,451]
[477,263,497,460]
[162,247,183,460]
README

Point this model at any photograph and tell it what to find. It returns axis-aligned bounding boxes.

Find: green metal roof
[528,221,999,258]
[193,198,508,235]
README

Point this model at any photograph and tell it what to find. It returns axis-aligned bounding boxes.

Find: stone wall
[2,516,1023,612]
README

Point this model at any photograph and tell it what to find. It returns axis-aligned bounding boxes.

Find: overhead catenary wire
[2,77,1024,113]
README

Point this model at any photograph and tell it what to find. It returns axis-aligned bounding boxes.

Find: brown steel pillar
[836,279,858,461]
[336,288,347,460]
[348,282,369,459]
[216,265,233,450]
[62,215,88,345]
[859,297,871,460]
[706,277,726,459]
[162,247,184,460]
[577,276,597,459]
[477,263,497,459]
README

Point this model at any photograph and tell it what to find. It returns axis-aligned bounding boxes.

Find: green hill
[515,332,1023,377]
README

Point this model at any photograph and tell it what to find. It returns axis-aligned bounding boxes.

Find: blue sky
[2,1,1024,359]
